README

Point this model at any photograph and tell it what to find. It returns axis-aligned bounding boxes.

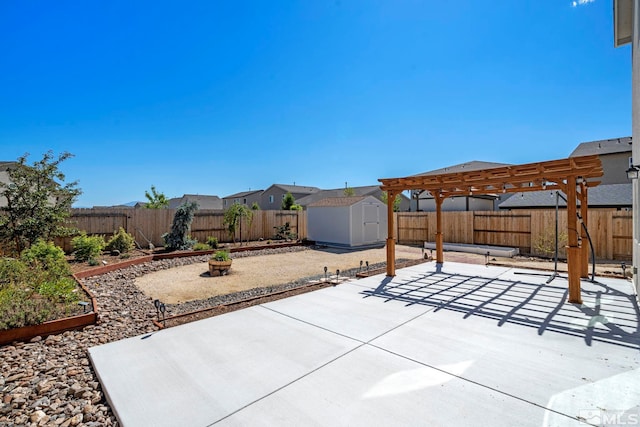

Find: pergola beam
[379,155,603,303]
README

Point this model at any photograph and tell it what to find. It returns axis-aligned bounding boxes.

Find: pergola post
[579,182,589,278]
[435,194,444,266]
[566,176,583,304]
[386,191,396,277]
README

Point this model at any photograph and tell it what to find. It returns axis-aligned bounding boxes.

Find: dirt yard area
[135,245,424,304]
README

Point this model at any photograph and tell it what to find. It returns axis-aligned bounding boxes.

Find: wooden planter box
[208,259,232,276]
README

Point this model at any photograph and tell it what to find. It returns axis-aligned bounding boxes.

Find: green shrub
[0,257,26,289]
[211,250,230,261]
[193,242,210,251]
[163,202,198,250]
[105,227,135,254]
[37,277,79,303]
[20,240,71,278]
[71,233,105,262]
[206,236,219,249]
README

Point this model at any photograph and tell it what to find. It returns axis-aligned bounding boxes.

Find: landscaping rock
[0,245,315,425]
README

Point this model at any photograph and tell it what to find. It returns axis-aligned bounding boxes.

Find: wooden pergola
[379,155,603,304]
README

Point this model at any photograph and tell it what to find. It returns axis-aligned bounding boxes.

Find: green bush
[163,202,198,250]
[105,227,135,254]
[0,257,26,289]
[206,236,219,249]
[71,233,105,262]
[0,244,80,330]
[211,250,230,261]
[20,240,71,278]
[193,242,210,251]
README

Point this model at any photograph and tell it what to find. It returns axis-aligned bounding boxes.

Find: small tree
[343,187,356,196]
[0,151,81,255]
[144,185,169,209]
[281,192,296,210]
[162,201,198,250]
[380,191,401,212]
[223,203,253,244]
[251,202,260,210]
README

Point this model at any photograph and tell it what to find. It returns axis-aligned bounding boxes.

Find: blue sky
[0,0,631,207]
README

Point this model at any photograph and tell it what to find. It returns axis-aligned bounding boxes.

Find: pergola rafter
[379,155,603,304]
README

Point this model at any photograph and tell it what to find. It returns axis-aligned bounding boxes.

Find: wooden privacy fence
[59,208,307,252]
[395,209,632,261]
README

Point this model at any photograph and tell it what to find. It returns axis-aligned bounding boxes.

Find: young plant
[105,227,135,254]
[193,242,210,251]
[71,233,105,262]
[211,250,230,261]
[206,236,219,249]
[223,203,253,243]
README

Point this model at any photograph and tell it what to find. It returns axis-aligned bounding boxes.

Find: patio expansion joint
[255,279,586,426]
[366,343,584,425]
[206,304,439,426]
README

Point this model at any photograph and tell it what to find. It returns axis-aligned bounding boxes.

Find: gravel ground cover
[0,245,419,426]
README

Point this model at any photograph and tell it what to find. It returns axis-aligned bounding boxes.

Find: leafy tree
[144,185,169,209]
[251,202,260,210]
[223,203,253,243]
[162,201,198,250]
[343,187,356,196]
[380,191,402,212]
[0,151,81,255]
[281,192,296,210]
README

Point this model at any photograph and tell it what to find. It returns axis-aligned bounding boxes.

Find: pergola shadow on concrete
[379,155,603,303]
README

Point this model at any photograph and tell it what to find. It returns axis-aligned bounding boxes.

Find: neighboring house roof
[266,184,320,195]
[412,160,513,177]
[498,183,632,209]
[308,196,369,207]
[223,190,263,199]
[168,194,223,210]
[570,136,632,157]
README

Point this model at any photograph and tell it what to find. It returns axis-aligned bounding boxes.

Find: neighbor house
[411,161,512,212]
[499,136,632,210]
[296,185,411,211]
[168,194,223,210]
[222,190,263,209]
[260,184,320,210]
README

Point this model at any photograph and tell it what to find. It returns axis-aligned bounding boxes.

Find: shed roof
[570,136,632,157]
[308,196,368,207]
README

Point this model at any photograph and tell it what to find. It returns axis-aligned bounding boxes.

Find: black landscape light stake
[336,269,340,285]
[159,303,166,327]
[485,251,490,266]
[324,266,328,282]
[78,301,90,314]
[154,299,160,319]
[359,260,363,273]
[421,248,425,259]
[366,261,369,272]
[622,262,627,278]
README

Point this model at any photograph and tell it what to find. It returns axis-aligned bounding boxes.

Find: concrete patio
[89,262,640,426]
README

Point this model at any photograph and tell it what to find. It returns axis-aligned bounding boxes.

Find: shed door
[363,203,379,243]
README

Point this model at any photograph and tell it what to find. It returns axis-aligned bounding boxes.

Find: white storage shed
[307,196,387,248]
